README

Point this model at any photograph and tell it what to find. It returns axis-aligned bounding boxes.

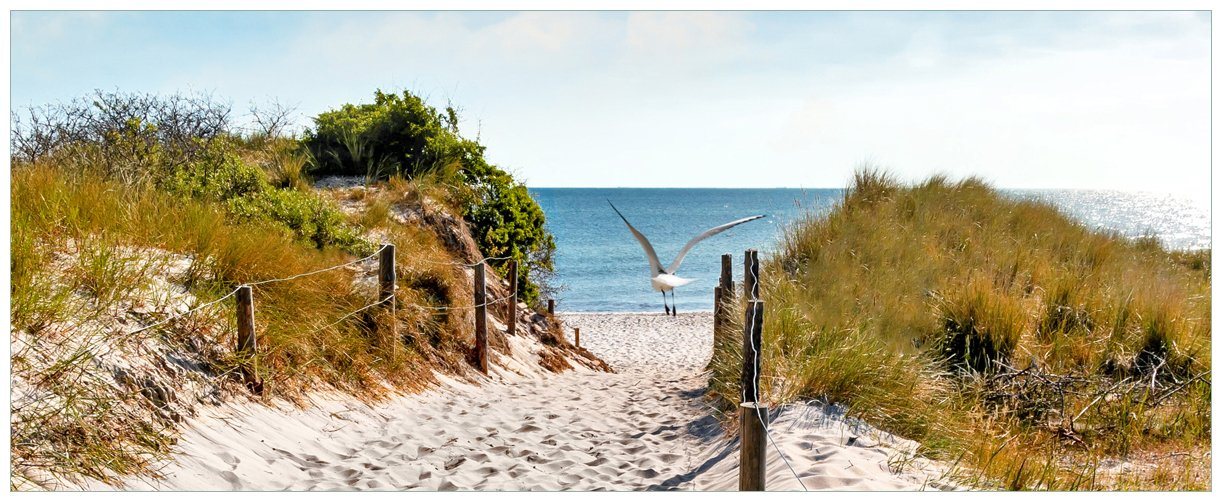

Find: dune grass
[708,169,1210,490]
[9,164,491,488]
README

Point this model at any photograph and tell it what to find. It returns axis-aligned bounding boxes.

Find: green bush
[162,140,369,254]
[226,189,369,253]
[305,90,555,303]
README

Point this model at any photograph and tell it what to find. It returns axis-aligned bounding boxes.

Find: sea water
[530,188,1210,313]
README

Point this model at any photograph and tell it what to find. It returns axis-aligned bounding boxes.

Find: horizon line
[525,186,1209,196]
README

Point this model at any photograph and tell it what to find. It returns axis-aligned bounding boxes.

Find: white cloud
[10,11,1208,197]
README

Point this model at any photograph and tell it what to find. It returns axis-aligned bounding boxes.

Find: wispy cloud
[8,11,1210,197]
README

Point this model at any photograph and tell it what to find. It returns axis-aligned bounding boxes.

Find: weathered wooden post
[720,253,734,298]
[235,285,262,394]
[740,401,768,491]
[743,249,760,301]
[574,327,581,348]
[378,243,397,340]
[507,260,518,336]
[474,262,489,374]
[548,299,555,316]
[715,253,734,345]
[740,299,766,491]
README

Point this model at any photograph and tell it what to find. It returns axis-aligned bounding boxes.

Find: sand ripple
[112,312,950,491]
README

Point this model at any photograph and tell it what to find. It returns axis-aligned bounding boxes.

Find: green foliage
[305,89,555,303]
[227,189,370,254]
[461,161,555,303]
[304,90,472,179]
[161,139,370,255]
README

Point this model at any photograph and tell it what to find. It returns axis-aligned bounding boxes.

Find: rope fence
[123,243,540,394]
[732,249,808,491]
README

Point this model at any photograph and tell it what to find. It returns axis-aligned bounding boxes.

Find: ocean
[530,188,1210,313]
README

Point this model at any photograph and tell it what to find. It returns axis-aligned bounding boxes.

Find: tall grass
[709,169,1210,490]
[9,164,490,487]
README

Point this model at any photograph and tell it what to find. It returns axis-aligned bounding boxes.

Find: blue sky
[9,11,1211,198]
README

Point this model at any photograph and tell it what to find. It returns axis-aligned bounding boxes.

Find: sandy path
[114,313,949,491]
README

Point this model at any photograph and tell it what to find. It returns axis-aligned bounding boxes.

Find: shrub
[304,89,555,304]
[11,90,232,184]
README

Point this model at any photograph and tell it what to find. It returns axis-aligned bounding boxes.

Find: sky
[8,10,1212,199]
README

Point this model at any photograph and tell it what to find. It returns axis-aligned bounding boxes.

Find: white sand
[108,312,952,491]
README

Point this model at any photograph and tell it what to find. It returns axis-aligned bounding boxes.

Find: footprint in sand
[218,471,243,489]
[216,452,241,469]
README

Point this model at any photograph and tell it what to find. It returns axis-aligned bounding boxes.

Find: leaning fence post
[474,262,489,374]
[713,286,724,336]
[743,249,759,301]
[574,327,581,348]
[507,260,518,336]
[235,285,262,394]
[740,299,766,491]
[379,243,397,341]
[548,299,555,316]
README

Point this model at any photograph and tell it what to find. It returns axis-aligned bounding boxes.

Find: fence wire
[124,244,521,337]
[744,258,809,491]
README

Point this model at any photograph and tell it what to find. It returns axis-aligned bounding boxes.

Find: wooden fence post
[741,300,764,404]
[743,249,760,301]
[574,327,581,348]
[379,243,397,341]
[507,260,518,336]
[715,253,734,349]
[720,253,734,298]
[740,401,767,491]
[474,262,489,374]
[235,285,262,394]
[548,299,555,316]
[740,299,765,491]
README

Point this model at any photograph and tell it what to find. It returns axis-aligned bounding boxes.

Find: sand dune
[106,312,951,491]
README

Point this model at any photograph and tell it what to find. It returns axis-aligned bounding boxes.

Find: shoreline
[555,310,715,315]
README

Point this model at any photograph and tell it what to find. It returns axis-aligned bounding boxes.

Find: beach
[106,312,950,491]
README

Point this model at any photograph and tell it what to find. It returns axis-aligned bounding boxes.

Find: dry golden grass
[709,168,1210,490]
[8,164,510,487]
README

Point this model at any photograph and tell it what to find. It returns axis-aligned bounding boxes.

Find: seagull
[609,201,766,316]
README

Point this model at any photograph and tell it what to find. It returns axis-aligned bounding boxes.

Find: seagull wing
[609,201,665,277]
[665,214,766,274]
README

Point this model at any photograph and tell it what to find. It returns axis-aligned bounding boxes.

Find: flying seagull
[609,201,766,316]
